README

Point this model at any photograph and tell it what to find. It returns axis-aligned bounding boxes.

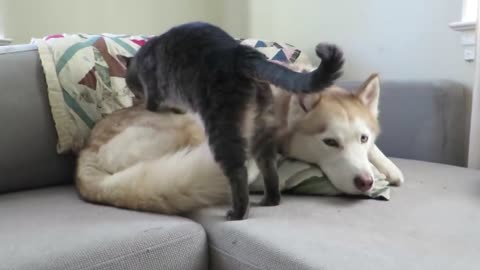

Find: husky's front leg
[369,144,404,186]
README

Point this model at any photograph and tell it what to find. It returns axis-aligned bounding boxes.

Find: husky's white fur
[76,74,404,214]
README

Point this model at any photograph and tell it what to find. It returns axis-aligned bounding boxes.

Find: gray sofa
[1,44,479,270]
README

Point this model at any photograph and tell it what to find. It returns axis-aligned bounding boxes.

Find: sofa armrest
[0,44,75,194]
[338,80,468,166]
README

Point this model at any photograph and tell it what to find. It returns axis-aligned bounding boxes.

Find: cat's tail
[253,43,344,93]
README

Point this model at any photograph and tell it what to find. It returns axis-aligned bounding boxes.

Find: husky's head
[282,74,381,194]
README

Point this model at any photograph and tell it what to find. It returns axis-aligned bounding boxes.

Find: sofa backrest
[0,45,74,194]
[338,80,467,167]
[0,45,468,194]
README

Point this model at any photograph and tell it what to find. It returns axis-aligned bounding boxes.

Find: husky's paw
[384,164,405,186]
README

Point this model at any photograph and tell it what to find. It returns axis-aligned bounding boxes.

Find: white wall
[0,0,5,38]
[222,0,474,88]
[468,16,480,169]
[218,0,249,38]
[4,0,222,44]
[6,0,472,88]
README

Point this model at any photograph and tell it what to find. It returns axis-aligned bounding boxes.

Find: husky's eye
[360,134,369,143]
[323,138,340,148]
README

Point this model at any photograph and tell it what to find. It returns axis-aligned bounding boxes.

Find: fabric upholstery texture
[191,158,480,270]
[0,186,208,270]
[0,45,74,194]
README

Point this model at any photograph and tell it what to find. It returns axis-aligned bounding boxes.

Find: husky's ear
[356,74,380,117]
[298,93,321,113]
[117,55,132,68]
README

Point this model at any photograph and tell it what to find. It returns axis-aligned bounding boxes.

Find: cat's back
[139,22,237,59]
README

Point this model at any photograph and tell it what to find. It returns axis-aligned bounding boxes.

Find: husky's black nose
[354,174,373,192]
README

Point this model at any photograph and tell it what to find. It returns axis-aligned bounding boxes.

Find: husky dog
[123,22,344,220]
[76,73,404,216]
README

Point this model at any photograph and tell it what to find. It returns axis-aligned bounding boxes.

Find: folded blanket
[250,156,391,200]
[238,38,312,65]
[33,34,149,153]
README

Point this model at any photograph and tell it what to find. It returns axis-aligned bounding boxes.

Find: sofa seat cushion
[190,159,480,270]
[0,186,207,270]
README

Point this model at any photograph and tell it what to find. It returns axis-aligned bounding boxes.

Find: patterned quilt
[33,34,150,153]
[33,34,311,154]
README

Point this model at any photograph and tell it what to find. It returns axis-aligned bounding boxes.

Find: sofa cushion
[0,186,207,270]
[191,159,480,270]
[0,45,75,194]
